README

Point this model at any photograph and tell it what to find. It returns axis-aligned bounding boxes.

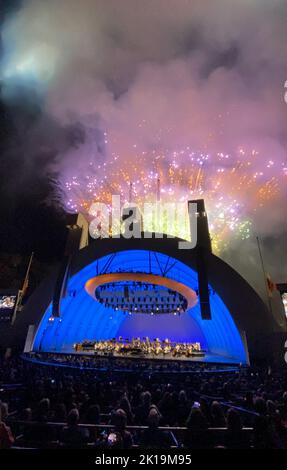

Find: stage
[35,348,241,365]
[29,247,252,366]
[73,350,239,364]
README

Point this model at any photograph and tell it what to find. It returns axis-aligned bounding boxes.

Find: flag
[266,275,277,297]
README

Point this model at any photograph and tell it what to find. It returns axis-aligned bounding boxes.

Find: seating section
[1,355,287,449]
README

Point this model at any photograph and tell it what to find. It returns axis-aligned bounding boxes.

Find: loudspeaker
[52,256,70,317]
[124,286,129,299]
[188,199,212,320]
[197,248,211,320]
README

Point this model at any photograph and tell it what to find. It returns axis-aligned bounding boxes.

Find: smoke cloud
[1,0,287,289]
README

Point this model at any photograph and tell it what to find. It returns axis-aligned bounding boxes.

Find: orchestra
[73,337,204,359]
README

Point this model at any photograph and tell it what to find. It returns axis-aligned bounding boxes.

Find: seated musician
[77,338,202,359]
[163,343,171,355]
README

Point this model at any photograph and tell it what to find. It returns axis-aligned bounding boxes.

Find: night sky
[0,97,67,260]
[0,1,66,260]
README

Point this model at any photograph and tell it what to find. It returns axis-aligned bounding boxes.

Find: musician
[75,338,202,359]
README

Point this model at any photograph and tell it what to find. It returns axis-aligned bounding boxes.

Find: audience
[210,401,226,427]
[225,408,249,449]
[139,407,175,448]
[61,409,89,448]
[0,353,287,449]
[0,405,14,449]
[108,409,133,449]
[185,406,211,448]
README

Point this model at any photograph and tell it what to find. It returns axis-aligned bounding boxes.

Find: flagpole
[14,252,34,314]
[256,236,272,315]
[21,252,34,296]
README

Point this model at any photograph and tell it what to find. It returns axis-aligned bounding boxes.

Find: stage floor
[39,349,242,364]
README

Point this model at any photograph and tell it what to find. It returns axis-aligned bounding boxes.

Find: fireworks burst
[63,137,285,254]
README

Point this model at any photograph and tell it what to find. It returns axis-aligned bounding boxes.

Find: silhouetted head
[67,408,79,426]
[113,408,127,430]
[227,408,242,432]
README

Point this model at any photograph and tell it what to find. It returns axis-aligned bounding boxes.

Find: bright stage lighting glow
[32,249,248,364]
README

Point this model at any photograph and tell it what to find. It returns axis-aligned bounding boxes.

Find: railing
[9,419,253,431]
[20,353,241,373]
[8,419,254,449]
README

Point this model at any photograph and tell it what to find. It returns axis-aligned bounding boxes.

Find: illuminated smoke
[1,0,287,284]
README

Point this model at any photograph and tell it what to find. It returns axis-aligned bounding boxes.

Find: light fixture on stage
[85,272,197,315]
